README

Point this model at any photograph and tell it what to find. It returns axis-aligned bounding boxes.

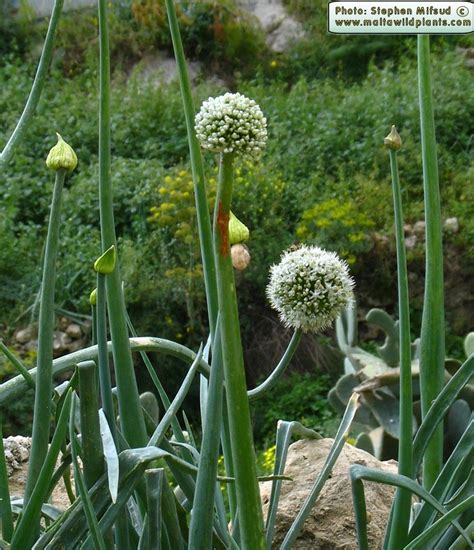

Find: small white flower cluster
[267,245,355,333]
[195,92,267,157]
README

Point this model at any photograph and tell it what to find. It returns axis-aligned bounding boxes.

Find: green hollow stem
[96,273,116,441]
[164,0,237,528]
[214,152,264,549]
[0,0,64,166]
[24,169,66,504]
[0,420,13,542]
[248,330,302,401]
[78,361,104,488]
[164,0,218,331]
[417,35,445,490]
[189,319,225,549]
[386,148,413,550]
[97,0,147,448]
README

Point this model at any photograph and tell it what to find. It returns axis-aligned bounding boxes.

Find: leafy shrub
[297,197,375,265]
[50,0,267,76]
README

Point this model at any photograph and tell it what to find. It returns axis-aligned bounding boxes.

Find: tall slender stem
[214,152,264,549]
[97,0,147,448]
[96,273,116,441]
[25,169,65,503]
[386,146,413,550]
[417,35,445,489]
[0,0,64,166]
[165,0,237,527]
[165,0,218,331]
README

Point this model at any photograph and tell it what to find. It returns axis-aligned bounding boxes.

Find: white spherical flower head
[195,92,267,158]
[267,245,355,333]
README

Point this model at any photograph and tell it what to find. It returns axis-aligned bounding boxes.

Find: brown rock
[6,436,72,511]
[260,438,398,549]
[15,327,34,345]
[66,323,82,340]
[413,220,426,237]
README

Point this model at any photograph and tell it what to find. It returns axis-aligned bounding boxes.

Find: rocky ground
[261,438,398,549]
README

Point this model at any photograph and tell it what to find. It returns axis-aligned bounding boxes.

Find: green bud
[94,245,116,274]
[46,133,78,172]
[384,125,402,151]
[90,288,97,306]
[229,211,250,245]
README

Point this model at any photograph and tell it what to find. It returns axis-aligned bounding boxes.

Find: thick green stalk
[417,35,445,489]
[386,148,413,550]
[78,361,104,488]
[189,320,225,549]
[0,421,13,542]
[97,0,147,448]
[0,0,64,166]
[164,0,236,526]
[214,153,264,550]
[24,169,65,503]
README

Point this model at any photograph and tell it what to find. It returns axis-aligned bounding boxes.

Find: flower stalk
[385,127,413,550]
[97,0,147,448]
[214,152,265,549]
[417,35,445,489]
[24,166,66,504]
[0,0,64,166]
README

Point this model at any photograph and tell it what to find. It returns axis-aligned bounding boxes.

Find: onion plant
[0,1,472,548]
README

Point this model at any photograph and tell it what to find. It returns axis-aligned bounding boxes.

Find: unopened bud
[46,133,78,172]
[229,212,250,245]
[89,288,97,306]
[384,125,402,151]
[94,245,116,274]
[231,243,251,271]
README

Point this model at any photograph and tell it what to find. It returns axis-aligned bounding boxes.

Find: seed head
[195,92,267,158]
[267,245,355,332]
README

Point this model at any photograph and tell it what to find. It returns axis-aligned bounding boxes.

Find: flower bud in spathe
[231,243,251,271]
[94,245,116,274]
[384,125,402,151]
[89,288,97,306]
[46,133,78,172]
[229,211,250,245]
[195,92,267,158]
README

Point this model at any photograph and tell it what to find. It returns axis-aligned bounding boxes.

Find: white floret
[266,245,355,332]
[195,92,267,158]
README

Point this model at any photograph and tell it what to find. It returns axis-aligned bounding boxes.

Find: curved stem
[97,0,147,448]
[0,337,211,406]
[25,169,66,504]
[214,152,264,549]
[0,0,64,166]
[417,35,445,489]
[386,148,413,550]
[248,330,302,401]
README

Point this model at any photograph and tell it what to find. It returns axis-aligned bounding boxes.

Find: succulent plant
[330,304,474,460]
